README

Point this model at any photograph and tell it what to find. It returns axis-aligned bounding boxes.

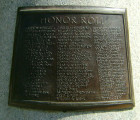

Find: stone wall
[0,0,140,120]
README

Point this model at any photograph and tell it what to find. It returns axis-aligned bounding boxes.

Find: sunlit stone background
[0,0,140,120]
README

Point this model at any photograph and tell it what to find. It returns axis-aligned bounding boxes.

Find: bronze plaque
[9,6,134,111]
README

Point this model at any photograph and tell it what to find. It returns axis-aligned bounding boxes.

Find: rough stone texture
[0,0,140,120]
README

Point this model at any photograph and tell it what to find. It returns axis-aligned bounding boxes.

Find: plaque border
[9,6,135,111]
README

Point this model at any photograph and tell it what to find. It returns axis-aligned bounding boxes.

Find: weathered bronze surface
[9,6,134,111]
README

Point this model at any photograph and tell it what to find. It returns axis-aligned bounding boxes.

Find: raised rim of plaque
[9,6,135,111]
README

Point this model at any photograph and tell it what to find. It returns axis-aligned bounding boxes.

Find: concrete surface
[0,0,140,120]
